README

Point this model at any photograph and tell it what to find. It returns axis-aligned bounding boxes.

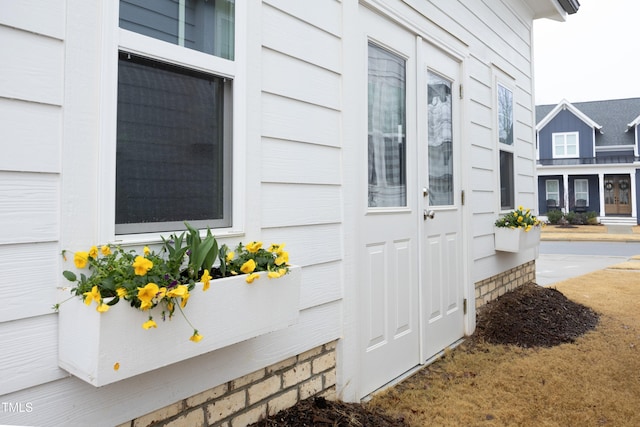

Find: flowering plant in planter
[56,223,290,342]
[494,206,542,232]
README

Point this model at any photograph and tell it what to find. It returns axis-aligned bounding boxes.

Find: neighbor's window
[497,83,514,209]
[574,179,589,205]
[545,179,559,203]
[119,0,235,60]
[553,132,578,158]
[115,0,235,234]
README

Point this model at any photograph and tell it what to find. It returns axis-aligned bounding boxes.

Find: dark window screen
[116,53,228,234]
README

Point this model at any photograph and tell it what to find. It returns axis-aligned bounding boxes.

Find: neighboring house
[0,1,574,425]
[536,98,640,224]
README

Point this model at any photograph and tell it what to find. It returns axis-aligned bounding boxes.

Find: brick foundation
[474,260,536,308]
[118,341,337,427]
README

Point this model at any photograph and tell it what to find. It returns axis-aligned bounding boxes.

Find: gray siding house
[536,98,640,224]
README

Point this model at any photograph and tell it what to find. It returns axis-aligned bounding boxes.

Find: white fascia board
[626,114,640,131]
[536,99,603,133]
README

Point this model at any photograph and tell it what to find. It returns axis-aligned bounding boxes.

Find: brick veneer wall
[118,341,337,427]
[474,260,535,308]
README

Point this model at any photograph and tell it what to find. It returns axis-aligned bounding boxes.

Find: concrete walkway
[537,224,640,286]
[541,224,640,242]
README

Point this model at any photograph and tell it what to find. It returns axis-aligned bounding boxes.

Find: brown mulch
[250,282,599,426]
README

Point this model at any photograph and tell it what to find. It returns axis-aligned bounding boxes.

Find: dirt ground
[251,266,639,426]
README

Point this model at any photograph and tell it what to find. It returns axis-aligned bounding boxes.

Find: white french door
[360,7,420,397]
[359,6,466,398]
[419,41,465,360]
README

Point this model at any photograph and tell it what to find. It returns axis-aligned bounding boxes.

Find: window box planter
[58,266,301,387]
[494,227,541,252]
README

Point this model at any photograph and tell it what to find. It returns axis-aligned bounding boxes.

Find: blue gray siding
[538,109,593,160]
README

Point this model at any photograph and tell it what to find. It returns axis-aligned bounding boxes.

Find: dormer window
[552,132,578,158]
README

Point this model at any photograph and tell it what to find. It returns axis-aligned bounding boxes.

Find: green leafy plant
[495,206,542,231]
[56,223,291,341]
[546,209,564,225]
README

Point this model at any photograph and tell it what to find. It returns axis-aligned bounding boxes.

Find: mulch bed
[471,281,599,348]
[250,282,599,426]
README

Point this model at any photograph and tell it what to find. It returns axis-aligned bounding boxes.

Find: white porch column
[631,172,637,220]
[563,173,569,213]
[598,172,605,217]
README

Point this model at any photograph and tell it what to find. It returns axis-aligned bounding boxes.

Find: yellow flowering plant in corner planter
[56,222,291,343]
[494,206,543,252]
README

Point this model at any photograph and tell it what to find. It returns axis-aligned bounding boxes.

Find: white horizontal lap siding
[0,242,60,323]
[0,7,66,404]
[0,99,62,173]
[259,1,344,321]
[0,314,66,395]
[0,172,59,245]
[0,26,64,106]
[0,301,342,427]
[261,183,341,227]
[0,0,66,40]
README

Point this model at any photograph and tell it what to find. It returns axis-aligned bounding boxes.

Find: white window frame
[545,179,560,203]
[552,132,579,158]
[494,73,516,212]
[574,179,589,205]
[98,1,247,244]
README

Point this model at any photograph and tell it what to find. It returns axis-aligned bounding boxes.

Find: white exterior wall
[1,0,554,424]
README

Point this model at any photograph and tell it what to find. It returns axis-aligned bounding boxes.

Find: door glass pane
[619,179,630,205]
[368,43,406,208]
[427,71,453,206]
[604,179,615,204]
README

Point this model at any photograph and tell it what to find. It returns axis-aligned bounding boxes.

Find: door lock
[424,210,435,220]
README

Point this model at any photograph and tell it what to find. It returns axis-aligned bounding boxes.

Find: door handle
[424,210,435,220]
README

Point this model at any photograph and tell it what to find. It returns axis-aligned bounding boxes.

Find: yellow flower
[83,286,101,306]
[180,292,190,308]
[138,282,159,304]
[190,331,203,342]
[268,270,281,279]
[133,256,153,276]
[518,205,524,211]
[517,216,524,223]
[101,245,111,256]
[278,268,287,276]
[201,269,212,291]
[240,259,256,274]
[113,362,120,371]
[166,284,188,298]
[140,300,153,311]
[246,241,262,253]
[275,251,289,266]
[157,287,166,299]
[525,225,532,232]
[142,319,157,330]
[116,287,127,298]
[88,246,98,259]
[246,272,260,284]
[74,251,89,269]
[226,252,235,262]
[96,302,110,313]
[268,243,285,253]
[143,246,150,255]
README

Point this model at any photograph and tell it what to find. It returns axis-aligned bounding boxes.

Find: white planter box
[494,227,541,252]
[58,266,301,387]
